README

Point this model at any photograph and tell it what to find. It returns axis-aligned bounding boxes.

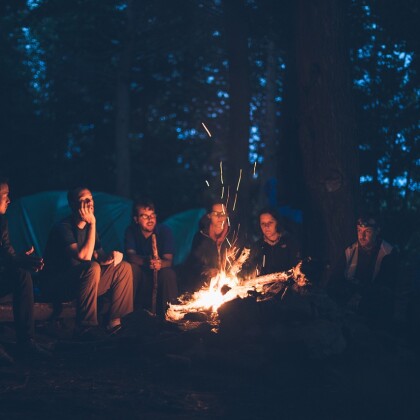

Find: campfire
[167,161,312,330]
[166,248,309,329]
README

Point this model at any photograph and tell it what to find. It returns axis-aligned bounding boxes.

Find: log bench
[0,292,112,323]
[0,295,77,322]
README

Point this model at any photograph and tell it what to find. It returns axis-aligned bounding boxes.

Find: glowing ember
[236,169,242,191]
[166,258,308,327]
[201,122,212,137]
[225,186,230,208]
[232,193,238,211]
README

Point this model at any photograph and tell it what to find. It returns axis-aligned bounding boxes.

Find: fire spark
[166,258,309,328]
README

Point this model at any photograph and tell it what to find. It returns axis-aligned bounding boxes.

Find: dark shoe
[17,339,52,360]
[106,324,123,337]
[0,344,14,365]
[73,326,107,342]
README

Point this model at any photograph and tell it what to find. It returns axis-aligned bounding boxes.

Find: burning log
[166,261,310,328]
[229,247,250,276]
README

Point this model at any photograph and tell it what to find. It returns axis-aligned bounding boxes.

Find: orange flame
[166,260,308,326]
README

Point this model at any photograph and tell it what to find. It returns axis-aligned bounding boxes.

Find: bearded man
[124,199,178,315]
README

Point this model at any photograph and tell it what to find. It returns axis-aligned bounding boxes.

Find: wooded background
[1,0,418,267]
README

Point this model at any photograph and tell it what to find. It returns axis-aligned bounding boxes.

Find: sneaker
[0,344,14,365]
[17,339,52,360]
[73,326,107,342]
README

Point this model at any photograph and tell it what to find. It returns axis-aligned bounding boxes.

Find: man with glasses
[41,187,133,340]
[124,199,178,315]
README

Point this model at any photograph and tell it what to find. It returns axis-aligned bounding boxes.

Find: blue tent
[7,191,205,265]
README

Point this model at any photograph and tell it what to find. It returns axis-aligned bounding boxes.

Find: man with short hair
[125,199,178,315]
[329,214,399,323]
[0,178,48,363]
[41,187,133,340]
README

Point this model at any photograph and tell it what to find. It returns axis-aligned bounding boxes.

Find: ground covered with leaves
[1,306,419,419]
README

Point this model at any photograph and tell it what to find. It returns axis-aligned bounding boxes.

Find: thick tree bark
[115,0,134,197]
[223,0,251,224]
[295,0,358,265]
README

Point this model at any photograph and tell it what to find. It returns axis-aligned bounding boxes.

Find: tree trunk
[258,40,278,209]
[295,0,358,265]
[279,2,305,210]
[115,0,134,197]
[223,0,251,225]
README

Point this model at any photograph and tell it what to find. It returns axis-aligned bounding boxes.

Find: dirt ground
[1,308,419,420]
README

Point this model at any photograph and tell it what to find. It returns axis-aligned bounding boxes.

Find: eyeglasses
[138,213,156,221]
[210,211,227,218]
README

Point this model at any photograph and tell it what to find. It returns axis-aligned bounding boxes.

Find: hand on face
[77,190,95,224]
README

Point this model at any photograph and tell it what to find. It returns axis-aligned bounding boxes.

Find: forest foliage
[0,0,418,262]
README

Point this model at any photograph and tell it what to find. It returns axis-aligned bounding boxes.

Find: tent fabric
[7,191,205,266]
[165,208,206,265]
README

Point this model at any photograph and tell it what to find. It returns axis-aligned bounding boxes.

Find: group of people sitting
[0,178,399,364]
[182,201,302,290]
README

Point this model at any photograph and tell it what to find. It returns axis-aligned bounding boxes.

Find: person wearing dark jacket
[329,214,399,323]
[244,207,301,278]
[0,178,49,363]
[183,201,230,291]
